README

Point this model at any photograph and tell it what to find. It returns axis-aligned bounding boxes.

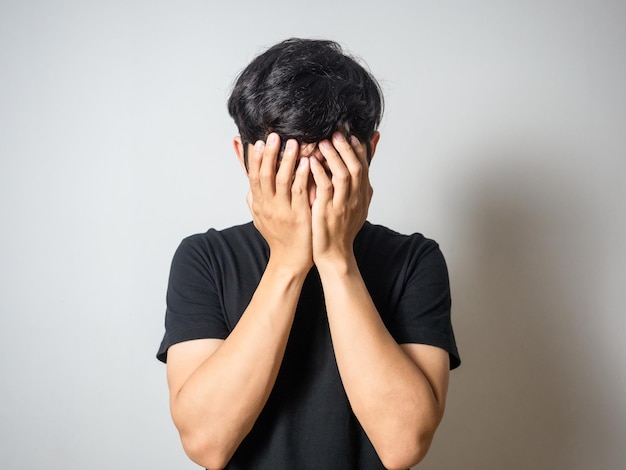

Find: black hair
[227,38,383,164]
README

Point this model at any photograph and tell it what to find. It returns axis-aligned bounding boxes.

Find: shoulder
[167,222,261,277]
[175,222,262,258]
[356,221,444,266]
[354,221,450,303]
[355,222,450,313]
[172,222,269,286]
[179,221,258,247]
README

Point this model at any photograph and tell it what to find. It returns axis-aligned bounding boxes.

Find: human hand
[309,133,373,267]
[247,133,313,273]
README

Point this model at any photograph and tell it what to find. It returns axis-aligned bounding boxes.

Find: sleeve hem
[156,326,228,363]
[392,329,461,370]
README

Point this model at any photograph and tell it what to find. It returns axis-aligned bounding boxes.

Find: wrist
[314,250,358,277]
[266,254,312,280]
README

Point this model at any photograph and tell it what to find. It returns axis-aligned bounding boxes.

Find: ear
[368,131,381,162]
[233,136,248,173]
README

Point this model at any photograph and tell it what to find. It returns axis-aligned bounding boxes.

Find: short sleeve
[156,236,229,363]
[387,240,461,369]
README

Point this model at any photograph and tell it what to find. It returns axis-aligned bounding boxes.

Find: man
[157,38,460,470]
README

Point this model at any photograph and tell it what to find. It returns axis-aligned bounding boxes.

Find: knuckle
[334,172,350,184]
[341,141,354,154]
[259,170,273,181]
[321,181,333,192]
[249,173,260,184]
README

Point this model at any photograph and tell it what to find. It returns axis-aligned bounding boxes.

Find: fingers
[291,157,310,209]
[317,132,368,204]
[248,133,311,213]
[318,140,349,203]
[349,135,369,167]
[347,135,372,200]
[247,140,265,202]
[249,131,370,213]
[259,133,281,195]
[332,132,362,173]
[275,138,299,196]
[310,156,333,205]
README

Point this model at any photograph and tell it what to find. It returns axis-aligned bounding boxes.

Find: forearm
[317,257,443,468]
[171,259,308,468]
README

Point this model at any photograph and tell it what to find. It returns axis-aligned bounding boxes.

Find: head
[227,38,384,168]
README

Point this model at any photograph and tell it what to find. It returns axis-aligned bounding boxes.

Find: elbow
[171,403,235,469]
[180,430,232,470]
[378,401,445,468]
[377,428,436,470]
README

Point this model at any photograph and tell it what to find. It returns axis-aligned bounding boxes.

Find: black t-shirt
[157,221,460,469]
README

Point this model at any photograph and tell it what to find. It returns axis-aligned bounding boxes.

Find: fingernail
[334,132,345,142]
[254,140,264,151]
[350,135,359,146]
[286,139,296,152]
[267,133,278,145]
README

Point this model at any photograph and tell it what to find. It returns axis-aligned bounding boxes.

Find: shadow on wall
[421,145,620,470]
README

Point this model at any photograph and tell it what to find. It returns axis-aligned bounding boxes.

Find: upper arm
[158,236,230,400]
[156,236,230,364]
[166,338,224,399]
[400,343,450,417]
[389,240,461,370]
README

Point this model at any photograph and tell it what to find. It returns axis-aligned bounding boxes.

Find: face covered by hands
[245,133,314,273]
[309,132,374,267]
[243,132,375,270]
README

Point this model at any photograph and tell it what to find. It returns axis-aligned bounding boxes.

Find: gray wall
[1,1,624,469]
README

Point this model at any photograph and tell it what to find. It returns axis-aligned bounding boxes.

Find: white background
[1,1,624,469]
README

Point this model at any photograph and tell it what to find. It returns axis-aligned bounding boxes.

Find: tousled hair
[227,38,383,161]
